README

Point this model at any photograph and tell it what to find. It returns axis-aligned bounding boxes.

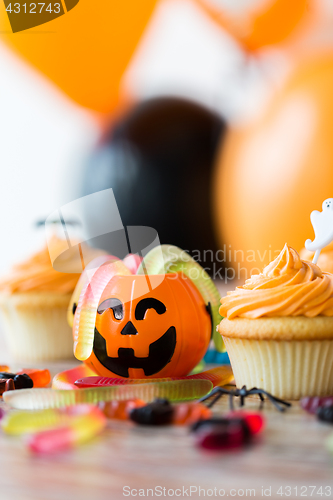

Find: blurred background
[1,0,333,279]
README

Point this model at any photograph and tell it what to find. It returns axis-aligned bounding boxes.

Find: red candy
[195,420,249,450]
[228,411,265,435]
[193,411,265,451]
[300,396,333,414]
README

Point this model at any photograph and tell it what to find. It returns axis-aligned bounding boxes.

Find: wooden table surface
[0,282,332,500]
[0,361,332,500]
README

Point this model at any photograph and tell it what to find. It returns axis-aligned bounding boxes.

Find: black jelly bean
[0,372,16,380]
[317,404,333,423]
[13,373,33,389]
[130,398,174,425]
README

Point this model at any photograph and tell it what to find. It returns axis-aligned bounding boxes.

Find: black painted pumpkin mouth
[93,326,177,378]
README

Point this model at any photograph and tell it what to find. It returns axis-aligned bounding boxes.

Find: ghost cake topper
[305,198,333,264]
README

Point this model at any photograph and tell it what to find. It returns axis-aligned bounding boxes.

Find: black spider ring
[199,385,292,412]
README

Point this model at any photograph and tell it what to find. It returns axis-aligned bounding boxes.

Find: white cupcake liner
[0,293,74,362]
[223,336,333,400]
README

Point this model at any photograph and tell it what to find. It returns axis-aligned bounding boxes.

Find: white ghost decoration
[305,198,333,264]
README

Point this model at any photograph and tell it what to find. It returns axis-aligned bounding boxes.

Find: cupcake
[219,244,333,399]
[0,237,105,362]
[300,241,333,274]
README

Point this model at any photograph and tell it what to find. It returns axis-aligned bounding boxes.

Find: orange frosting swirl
[0,236,106,294]
[220,244,333,319]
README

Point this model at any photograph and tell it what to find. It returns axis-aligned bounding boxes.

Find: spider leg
[249,388,291,412]
[206,392,223,409]
[199,387,231,408]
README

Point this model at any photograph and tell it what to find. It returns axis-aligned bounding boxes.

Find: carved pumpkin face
[84,273,211,378]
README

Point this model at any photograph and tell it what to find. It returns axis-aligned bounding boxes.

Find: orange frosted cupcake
[0,237,105,362]
[219,244,333,399]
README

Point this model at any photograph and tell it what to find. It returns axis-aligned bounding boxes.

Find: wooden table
[0,282,332,499]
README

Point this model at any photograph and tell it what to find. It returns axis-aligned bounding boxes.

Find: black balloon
[82,97,226,273]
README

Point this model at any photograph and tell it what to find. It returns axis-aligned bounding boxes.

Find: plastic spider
[199,385,291,412]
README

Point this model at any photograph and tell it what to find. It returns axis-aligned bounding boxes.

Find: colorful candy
[3,379,213,410]
[0,372,33,393]
[102,400,145,420]
[74,366,234,389]
[173,402,211,425]
[191,412,265,450]
[127,399,212,426]
[2,406,81,435]
[53,364,96,390]
[72,259,132,361]
[130,399,174,426]
[27,406,106,454]
[300,396,333,415]
[317,405,333,424]
[17,369,51,388]
[122,254,143,274]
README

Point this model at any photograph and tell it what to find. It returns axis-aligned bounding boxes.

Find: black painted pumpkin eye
[97,298,123,320]
[135,298,166,320]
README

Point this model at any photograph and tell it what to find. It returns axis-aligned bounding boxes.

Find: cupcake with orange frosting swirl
[0,237,105,362]
[219,244,333,399]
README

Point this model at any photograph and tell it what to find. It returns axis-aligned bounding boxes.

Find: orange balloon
[213,54,333,279]
[0,1,157,113]
[194,0,315,51]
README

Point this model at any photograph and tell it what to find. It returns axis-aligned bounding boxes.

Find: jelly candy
[173,402,212,425]
[0,372,16,380]
[101,400,145,420]
[53,364,96,390]
[3,407,73,435]
[191,412,265,450]
[17,369,51,388]
[5,379,14,392]
[227,411,265,435]
[130,399,174,426]
[27,406,107,454]
[317,405,333,423]
[13,374,33,389]
[0,372,33,389]
[3,379,213,410]
[0,378,14,395]
[2,404,100,436]
[74,366,233,389]
[300,396,333,414]
[193,418,250,450]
